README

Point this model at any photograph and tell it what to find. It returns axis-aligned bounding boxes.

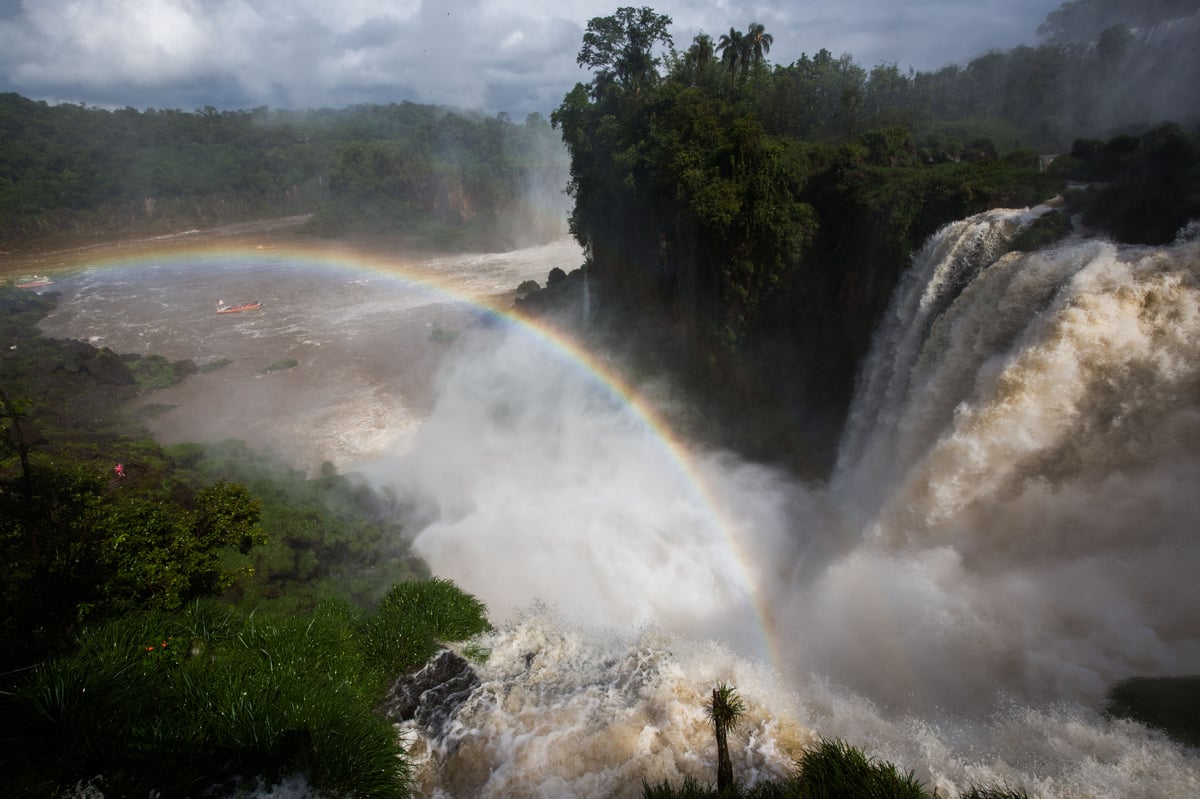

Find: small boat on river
[15,275,53,288]
[216,300,262,314]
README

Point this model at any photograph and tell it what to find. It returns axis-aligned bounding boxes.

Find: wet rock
[382,650,479,736]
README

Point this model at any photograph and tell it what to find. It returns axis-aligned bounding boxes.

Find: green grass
[0,579,492,797]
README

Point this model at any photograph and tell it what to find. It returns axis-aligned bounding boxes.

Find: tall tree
[576,6,674,95]
[716,27,745,81]
[746,22,773,67]
[706,683,746,791]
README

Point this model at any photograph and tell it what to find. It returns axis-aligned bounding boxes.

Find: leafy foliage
[1060,123,1200,243]
[706,683,747,790]
[0,453,265,668]
[176,439,430,613]
[578,6,674,95]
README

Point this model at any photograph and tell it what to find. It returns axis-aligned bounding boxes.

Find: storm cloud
[0,0,1063,116]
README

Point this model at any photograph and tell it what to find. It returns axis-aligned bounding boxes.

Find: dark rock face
[382,650,480,736]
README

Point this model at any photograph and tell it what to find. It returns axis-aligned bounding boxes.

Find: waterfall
[795,207,1200,712]
[384,207,1200,797]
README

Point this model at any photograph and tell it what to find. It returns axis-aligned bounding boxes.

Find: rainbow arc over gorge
[41,237,786,671]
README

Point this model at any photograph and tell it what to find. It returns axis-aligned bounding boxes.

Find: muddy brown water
[8,219,583,471]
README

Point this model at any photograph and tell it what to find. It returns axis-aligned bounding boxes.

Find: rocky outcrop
[381,649,480,736]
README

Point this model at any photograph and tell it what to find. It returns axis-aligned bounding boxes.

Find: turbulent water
[372,208,1200,797]
[38,213,1200,797]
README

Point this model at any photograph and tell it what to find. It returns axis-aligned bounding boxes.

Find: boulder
[382,649,480,736]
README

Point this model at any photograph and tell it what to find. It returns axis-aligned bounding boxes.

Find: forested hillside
[0,95,568,249]
[538,2,1200,470]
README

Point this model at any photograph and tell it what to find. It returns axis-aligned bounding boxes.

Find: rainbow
[46,232,786,672]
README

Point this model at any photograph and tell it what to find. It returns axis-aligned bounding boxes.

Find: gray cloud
[0,0,1063,115]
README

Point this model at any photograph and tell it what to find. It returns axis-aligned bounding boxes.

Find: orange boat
[216,300,262,314]
[16,275,53,288]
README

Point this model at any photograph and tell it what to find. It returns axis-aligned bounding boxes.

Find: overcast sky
[0,0,1065,118]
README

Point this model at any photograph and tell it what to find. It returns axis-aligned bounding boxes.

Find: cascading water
[807,205,1200,712]
[387,205,1200,797]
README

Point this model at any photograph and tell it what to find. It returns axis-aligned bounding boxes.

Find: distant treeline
[536,1,1200,470]
[0,95,568,248]
[672,0,1200,154]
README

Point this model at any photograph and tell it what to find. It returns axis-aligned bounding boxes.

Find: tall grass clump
[642,776,721,798]
[961,787,1031,798]
[360,577,492,675]
[791,737,926,798]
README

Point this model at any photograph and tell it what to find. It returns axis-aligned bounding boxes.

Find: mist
[361,322,801,654]
[361,204,1200,728]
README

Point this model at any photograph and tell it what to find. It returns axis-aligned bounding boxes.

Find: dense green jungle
[0,95,569,250]
[2,0,1200,795]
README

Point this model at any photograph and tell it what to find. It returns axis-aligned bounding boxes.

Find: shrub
[128,353,198,390]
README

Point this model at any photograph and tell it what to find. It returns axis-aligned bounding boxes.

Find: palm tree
[705,682,747,791]
[716,27,744,81]
[746,22,773,68]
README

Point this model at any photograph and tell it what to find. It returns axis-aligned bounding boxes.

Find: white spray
[367,207,1200,797]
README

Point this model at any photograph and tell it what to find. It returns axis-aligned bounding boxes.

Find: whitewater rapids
[378,207,1200,797]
